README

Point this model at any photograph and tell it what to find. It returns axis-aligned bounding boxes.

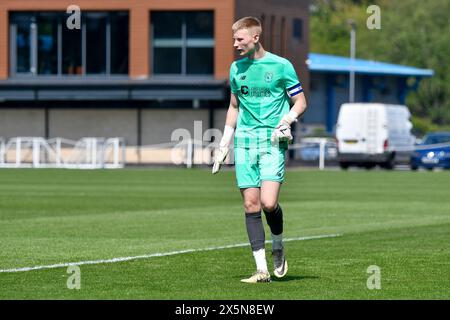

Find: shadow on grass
[236,274,319,282]
[272,275,319,282]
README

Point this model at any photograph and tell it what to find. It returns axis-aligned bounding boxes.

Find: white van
[336,103,415,169]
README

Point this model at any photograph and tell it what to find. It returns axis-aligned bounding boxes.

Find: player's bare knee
[261,201,277,213]
[244,201,261,213]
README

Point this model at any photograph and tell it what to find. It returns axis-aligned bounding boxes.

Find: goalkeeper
[212,16,308,283]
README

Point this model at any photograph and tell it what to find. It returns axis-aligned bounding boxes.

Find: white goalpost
[0,137,125,169]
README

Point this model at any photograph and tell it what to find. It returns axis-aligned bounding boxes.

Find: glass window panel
[37,13,58,75]
[152,12,183,39]
[15,21,32,73]
[186,11,213,38]
[11,11,129,77]
[62,12,82,75]
[152,11,214,75]
[11,13,34,74]
[86,13,107,74]
[153,48,181,74]
[110,12,129,74]
[186,47,213,74]
[293,18,303,40]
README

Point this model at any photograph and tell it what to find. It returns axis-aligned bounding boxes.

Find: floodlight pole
[348,20,356,103]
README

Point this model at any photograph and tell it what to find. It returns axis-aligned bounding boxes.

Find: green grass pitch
[0,168,449,299]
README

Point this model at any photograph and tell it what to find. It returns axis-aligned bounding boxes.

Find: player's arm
[212,93,239,174]
[271,92,307,144]
[272,59,308,144]
[224,93,239,128]
[282,91,308,125]
[289,91,307,120]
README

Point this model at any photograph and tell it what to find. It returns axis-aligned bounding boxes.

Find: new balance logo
[240,75,246,80]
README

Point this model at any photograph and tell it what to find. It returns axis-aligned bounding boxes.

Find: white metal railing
[0,137,125,169]
[0,136,339,170]
[289,137,337,170]
[135,139,220,169]
[130,138,336,170]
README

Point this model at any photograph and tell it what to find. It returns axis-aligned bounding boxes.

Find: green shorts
[234,146,286,189]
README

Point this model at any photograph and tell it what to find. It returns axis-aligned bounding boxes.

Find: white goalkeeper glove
[212,125,234,174]
[271,110,299,144]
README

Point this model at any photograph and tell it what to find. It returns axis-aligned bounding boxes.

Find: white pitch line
[0,233,342,273]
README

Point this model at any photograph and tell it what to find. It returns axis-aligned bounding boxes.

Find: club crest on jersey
[264,72,273,83]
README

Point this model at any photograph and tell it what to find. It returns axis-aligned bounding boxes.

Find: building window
[10,14,33,74]
[62,11,81,75]
[9,11,129,77]
[293,18,303,41]
[110,13,129,74]
[86,13,107,74]
[37,13,59,75]
[151,11,214,75]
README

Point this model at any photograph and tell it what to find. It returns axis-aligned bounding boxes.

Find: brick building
[0,0,310,150]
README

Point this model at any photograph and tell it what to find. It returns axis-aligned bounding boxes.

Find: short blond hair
[232,16,262,35]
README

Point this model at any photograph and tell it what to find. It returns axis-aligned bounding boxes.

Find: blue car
[411,132,450,170]
[298,141,337,161]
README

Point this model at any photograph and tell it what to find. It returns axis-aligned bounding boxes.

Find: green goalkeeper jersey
[229,51,303,149]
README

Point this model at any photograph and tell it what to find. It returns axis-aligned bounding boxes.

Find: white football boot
[272,248,288,278]
[240,270,271,283]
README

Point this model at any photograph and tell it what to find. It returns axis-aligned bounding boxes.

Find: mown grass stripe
[0,234,342,273]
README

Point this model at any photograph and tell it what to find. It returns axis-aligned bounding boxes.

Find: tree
[310,0,450,126]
